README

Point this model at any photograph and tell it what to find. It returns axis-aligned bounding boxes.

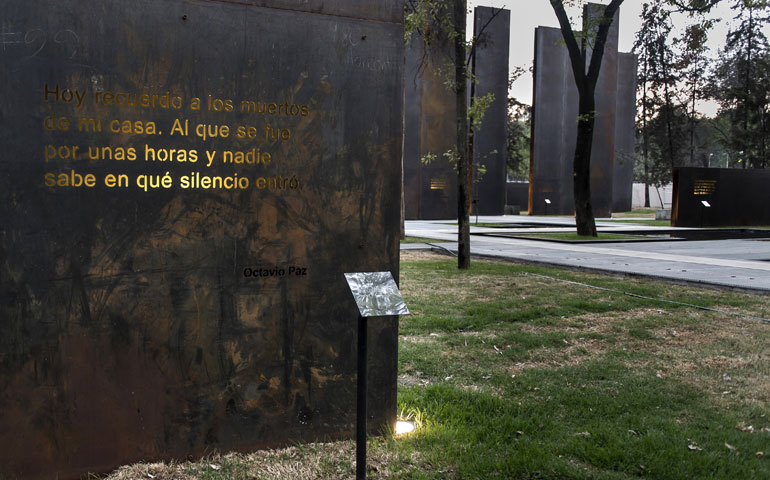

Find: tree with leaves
[634,1,676,206]
[549,0,623,236]
[676,18,714,164]
[506,67,531,181]
[710,0,770,168]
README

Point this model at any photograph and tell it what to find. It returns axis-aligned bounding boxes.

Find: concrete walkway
[403,216,770,293]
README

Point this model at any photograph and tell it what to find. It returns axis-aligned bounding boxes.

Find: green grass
[611,208,658,218]
[401,236,444,244]
[515,232,647,241]
[609,219,672,227]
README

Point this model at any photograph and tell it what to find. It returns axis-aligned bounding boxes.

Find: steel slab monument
[612,53,638,213]
[530,25,579,216]
[403,20,458,220]
[471,6,511,216]
[530,3,636,217]
[672,167,770,227]
[0,1,404,478]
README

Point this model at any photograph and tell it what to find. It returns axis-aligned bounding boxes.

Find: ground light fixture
[699,200,712,228]
[395,420,416,436]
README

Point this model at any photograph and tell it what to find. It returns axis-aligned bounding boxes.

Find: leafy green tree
[675,18,714,164]
[506,104,530,181]
[506,67,531,181]
[710,0,770,168]
[634,1,676,206]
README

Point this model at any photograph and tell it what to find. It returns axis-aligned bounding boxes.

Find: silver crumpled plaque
[344,272,409,318]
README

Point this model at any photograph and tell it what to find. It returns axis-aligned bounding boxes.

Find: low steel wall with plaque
[672,167,770,227]
[0,1,403,478]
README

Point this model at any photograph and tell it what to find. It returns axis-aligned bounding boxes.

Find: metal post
[356,315,367,480]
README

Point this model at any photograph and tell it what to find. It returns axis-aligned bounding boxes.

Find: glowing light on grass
[396,420,415,436]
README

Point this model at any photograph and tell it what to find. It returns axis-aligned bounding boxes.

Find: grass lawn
[609,219,672,227]
[401,236,445,244]
[611,209,658,218]
[100,251,770,479]
[515,232,647,242]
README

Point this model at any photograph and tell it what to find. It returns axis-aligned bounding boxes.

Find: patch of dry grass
[102,440,443,480]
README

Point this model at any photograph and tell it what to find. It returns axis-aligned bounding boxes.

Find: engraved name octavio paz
[243,266,308,278]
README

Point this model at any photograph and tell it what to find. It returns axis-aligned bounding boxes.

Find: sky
[466,0,770,117]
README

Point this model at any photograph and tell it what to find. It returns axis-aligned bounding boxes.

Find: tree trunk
[455,0,470,269]
[641,62,650,208]
[574,93,598,236]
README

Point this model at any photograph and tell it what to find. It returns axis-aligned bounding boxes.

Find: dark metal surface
[672,168,770,227]
[584,3,619,219]
[530,26,577,215]
[0,1,403,478]
[612,53,638,213]
[471,7,510,216]
[220,0,402,23]
[530,4,630,218]
[506,181,530,211]
[402,11,458,220]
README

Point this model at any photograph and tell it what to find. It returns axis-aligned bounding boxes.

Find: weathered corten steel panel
[672,168,770,227]
[0,1,403,479]
[402,8,458,221]
[612,53,638,213]
[214,0,403,23]
[506,181,530,211]
[530,26,577,215]
[584,3,619,219]
[403,36,423,220]
[472,6,510,216]
[531,4,624,217]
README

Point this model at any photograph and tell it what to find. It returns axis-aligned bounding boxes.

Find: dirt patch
[400,334,440,344]
[400,250,449,262]
[398,374,437,387]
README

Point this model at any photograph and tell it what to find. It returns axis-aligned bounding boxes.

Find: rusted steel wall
[530,4,625,217]
[584,3,619,219]
[613,53,638,213]
[472,6,510,216]
[529,26,577,215]
[672,168,770,227]
[0,1,403,478]
[402,3,458,220]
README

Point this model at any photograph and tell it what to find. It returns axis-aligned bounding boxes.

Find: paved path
[404,216,770,293]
